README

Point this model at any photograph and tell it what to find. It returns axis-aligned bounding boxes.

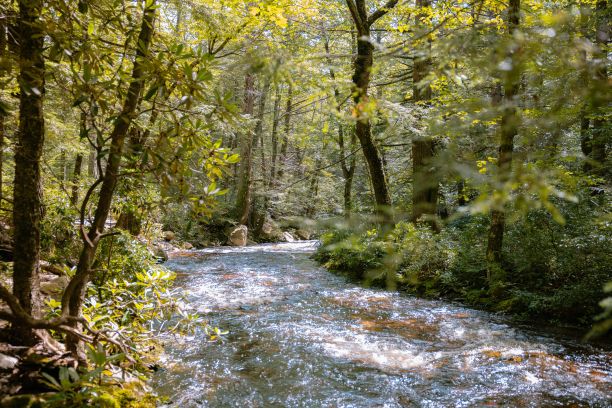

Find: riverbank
[313,217,612,343]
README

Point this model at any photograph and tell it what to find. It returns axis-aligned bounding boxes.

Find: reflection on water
[152,241,611,407]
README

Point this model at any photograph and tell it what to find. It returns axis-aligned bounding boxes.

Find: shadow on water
[152,241,612,408]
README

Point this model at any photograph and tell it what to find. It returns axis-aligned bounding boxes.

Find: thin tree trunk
[254,98,271,235]
[269,85,281,185]
[59,149,68,188]
[590,0,608,176]
[323,28,356,218]
[12,0,46,343]
[486,0,521,289]
[70,113,87,206]
[0,111,3,209]
[62,0,156,354]
[579,4,592,171]
[411,0,438,228]
[306,155,322,218]
[233,73,256,223]
[0,15,6,208]
[70,154,83,207]
[87,147,97,178]
[277,82,292,179]
[456,179,467,206]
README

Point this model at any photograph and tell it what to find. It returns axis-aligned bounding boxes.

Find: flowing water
[152,241,611,407]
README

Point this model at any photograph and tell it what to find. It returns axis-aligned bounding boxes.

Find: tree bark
[234,73,257,224]
[411,0,439,228]
[578,4,592,170]
[62,0,156,354]
[234,76,268,225]
[486,0,521,289]
[324,27,356,218]
[269,84,281,186]
[12,0,46,343]
[590,0,608,177]
[345,0,397,221]
[0,14,7,208]
[70,114,87,206]
[277,82,292,180]
[70,154,83,207]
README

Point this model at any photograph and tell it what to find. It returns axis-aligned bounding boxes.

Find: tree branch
[368,0,399,26]
[345,0,365,31]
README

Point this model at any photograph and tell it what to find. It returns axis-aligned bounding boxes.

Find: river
[152,241,611,407]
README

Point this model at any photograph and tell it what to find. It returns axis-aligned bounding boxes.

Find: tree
[61,0,157,354]
[324,27,357,218]
[411,0,439,228]
[486,0,521,290]
[345,0,398,221]
[11,0,46,343]
[234,72,258,225]
[589,0,609,177]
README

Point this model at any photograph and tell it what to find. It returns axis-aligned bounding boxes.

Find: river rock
[183,242,194,250]
[260,219,283,242]
[163,231,176,242]
[40,275,69,296]
[229,225,248,246]
[282,231,295,243]
[152,245,169,262]
[295,229,311,240]
[0,353,18,370]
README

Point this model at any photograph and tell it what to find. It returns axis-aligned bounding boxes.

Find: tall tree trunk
[254,97,272,235]
[59,149,68,188]
[61,0,156,354]
[345,0,397,222]
[234,76,268,225]
[306,154,322,218]
[590,0,608,177]
[277,82,292,179]
[0,110,3,209]
[70,154,83,207]
[486,0,521,290]
[341,126,357,218]
[578,3,592,170]
[324,27,356,218]
[87,147,97,178]
[233,73,257,224]
[12,0,45,343]
[70,113,87,207]
[411,0,438,228]
[269,85,281,185]
[456,179,467,206]
[0,14,7,209]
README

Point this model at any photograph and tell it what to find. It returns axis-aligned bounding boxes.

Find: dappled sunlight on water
[153,241,611,407]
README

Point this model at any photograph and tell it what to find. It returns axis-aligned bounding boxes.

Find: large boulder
[163,231,176,242]
[229,225,248,246]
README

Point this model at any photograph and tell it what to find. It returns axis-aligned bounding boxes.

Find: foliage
[47,236,209,358]
[316,194,612,327]
[314,227,386,280]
